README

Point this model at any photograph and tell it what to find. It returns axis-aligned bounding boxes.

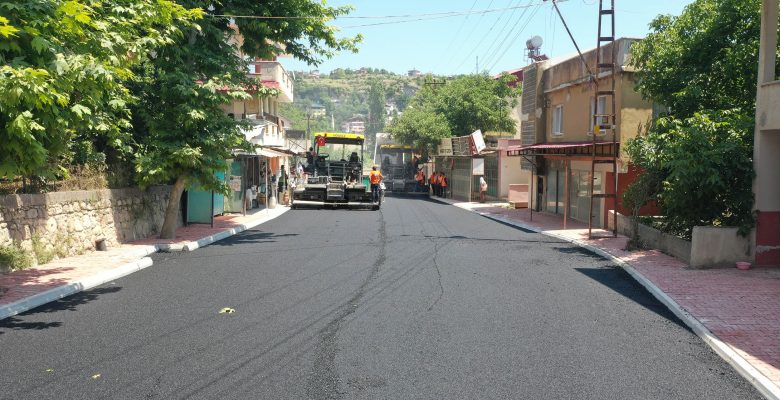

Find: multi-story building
[507,38,655,228]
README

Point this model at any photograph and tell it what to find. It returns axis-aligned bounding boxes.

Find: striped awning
[506,141,619,157]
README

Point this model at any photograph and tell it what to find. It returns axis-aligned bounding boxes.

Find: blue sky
[281,0,694,76]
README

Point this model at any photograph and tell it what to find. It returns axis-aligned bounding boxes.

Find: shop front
[507,141,619,229]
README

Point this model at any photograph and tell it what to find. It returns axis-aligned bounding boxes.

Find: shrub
[31,234,55,265]
[0,242,34,272]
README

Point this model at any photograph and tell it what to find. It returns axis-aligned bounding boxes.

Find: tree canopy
[129,0,361,238]
[630,0,770,118]
[388,74,520,155]
[625,0,774,237]
[0,0,198,179]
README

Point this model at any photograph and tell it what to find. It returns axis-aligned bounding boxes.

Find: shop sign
[438,138,453,156]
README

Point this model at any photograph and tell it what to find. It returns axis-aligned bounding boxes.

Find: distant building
[341,116,366,135]
[310,104,326,118]
[384,102,397,116]
[407,69,422,77]
[310,69,320,79]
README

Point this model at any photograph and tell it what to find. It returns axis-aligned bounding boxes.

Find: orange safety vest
[429,174,435,185]
[415,170,424,182]
[369,170,383,185]
[440,176,448,187]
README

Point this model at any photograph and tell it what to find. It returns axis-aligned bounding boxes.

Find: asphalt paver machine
[377,144,416,193]
[292,132,379,210]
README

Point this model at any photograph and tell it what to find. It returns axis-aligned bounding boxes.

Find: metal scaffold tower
[588,0,619,239]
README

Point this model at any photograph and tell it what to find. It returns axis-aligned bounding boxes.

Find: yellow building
[507,38,656,228]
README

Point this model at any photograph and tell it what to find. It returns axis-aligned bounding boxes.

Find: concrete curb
[443,201,780,400]
[0,208,289,321]
[0,257,153,321]
[156,208,289,252]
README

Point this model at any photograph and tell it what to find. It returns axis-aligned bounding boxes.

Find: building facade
[507,38,655,228]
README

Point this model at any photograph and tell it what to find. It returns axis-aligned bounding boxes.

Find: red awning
[506,141,619,156]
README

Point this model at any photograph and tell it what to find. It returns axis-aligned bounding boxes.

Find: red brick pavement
[451,200,780,392]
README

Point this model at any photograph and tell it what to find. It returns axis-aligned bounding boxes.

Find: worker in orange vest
[440,172,448,198]
[415,168,425,192]
[369,165,383,203]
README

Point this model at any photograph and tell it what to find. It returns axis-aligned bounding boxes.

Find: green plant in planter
[0,242,34,272]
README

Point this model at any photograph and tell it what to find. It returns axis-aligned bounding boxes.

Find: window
[589,96,608,134]
[552,105,563,135]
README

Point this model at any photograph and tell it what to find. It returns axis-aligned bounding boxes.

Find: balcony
[249,61,294,103]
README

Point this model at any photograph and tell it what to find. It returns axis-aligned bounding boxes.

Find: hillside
[281,69,431,140]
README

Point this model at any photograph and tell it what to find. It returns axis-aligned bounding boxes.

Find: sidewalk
[435,197,780,399]
[0,206,289,320]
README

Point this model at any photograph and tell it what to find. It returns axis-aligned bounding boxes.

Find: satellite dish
[526,36,543,50]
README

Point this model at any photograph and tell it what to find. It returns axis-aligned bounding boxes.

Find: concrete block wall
[608,210,692,264]
[0,186,174,258]
[608,211,752,268]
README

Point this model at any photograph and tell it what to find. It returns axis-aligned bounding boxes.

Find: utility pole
[306,111,311,146]
[476,56,479,74]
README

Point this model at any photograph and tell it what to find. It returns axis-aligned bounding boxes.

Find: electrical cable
[209,3,547,21]
[438,0,497,73]
[475,0,526,70]
[432,0,479,72]
[479,0,534,72]
[452,0,516,73]
[486,3,543,72]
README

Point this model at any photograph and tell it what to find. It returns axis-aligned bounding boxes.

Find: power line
[437,0,497,72]
[210,3,547,21]
[474,0,525,69]
[432,0,479,71]
[546,0,595,81]
[478,0,533,71]
[452,0,514,73]
[486,3,543,72]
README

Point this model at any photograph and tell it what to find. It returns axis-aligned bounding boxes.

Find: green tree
[631,0,773,118]
[0,0,197,180]
[131,0,361,238]
[388,74,520,155]
[367,78,386,144]
[629,112,754,239]
[625,0,775,237]
[388,105,451,154]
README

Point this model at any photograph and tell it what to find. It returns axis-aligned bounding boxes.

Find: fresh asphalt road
[0,196,763,399]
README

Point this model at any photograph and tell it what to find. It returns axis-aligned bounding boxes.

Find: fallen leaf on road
[92,374,101,379]
[219,307,235,314]
[45,369,54,373]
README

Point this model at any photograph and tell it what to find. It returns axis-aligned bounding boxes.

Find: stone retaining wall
[0,186,174,258]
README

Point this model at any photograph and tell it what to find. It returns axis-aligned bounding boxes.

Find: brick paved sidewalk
[0,206,289,319]
[438,198,780,398]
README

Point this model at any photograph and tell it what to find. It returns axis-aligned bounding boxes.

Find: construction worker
[415,168,425,192]
[433,172,441,197]
[440,172,448,198]
[369,165,383,203]
[428,171,436,196]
